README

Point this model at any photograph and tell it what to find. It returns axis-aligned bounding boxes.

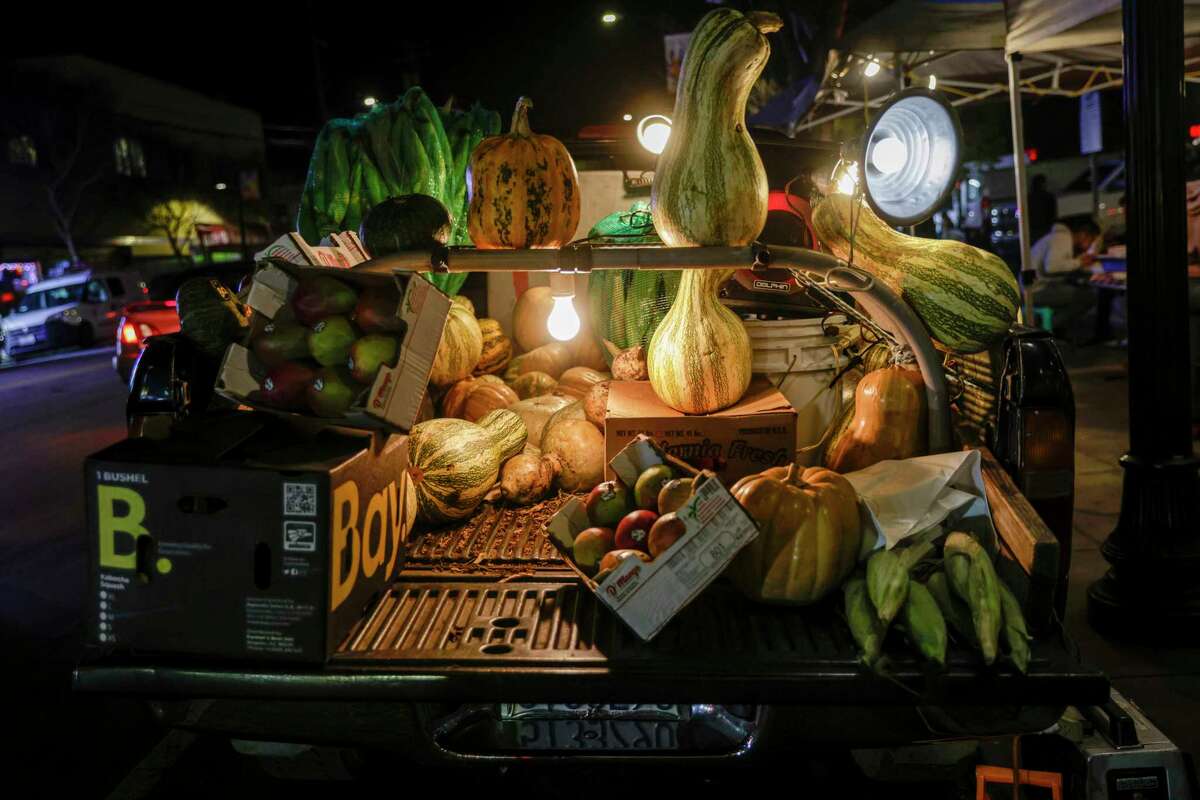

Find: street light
[215,182,227,191]
[363,96,377,108]
[601,12,618,24]
[637,115,672,155]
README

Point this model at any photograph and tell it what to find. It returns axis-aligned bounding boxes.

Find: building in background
[0,56,271,277]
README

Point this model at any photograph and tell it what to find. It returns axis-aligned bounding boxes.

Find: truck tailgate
[75,487,1107,709]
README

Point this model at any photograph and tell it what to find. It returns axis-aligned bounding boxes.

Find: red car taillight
[121,322,157,348]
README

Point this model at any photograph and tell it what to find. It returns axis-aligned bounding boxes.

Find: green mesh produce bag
[586,202,680,349]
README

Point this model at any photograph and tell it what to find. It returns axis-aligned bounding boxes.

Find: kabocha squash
[647,268,752,414]
[467,97,581,249]
[827,366,927,472]
[728,463,862,605]
[429,301,483,386]
[651,8,782,247]
[813,194,1020,353]
[407,409,527,524]
[475,318,513,375]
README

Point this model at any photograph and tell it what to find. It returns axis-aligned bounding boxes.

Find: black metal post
[1087,0,1200,635]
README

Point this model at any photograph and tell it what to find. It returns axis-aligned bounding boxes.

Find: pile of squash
[413,281,646,526]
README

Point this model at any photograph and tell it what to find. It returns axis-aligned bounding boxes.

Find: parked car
[0,271,144,360]
[114,263,250,382]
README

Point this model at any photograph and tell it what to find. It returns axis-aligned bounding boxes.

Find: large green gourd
[407,409,527,524]
[813,194,1020,353]
[650,8,782,247]
[647,268,752,414]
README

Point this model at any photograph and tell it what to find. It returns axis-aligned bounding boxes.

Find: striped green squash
[428,301,483,386]
[813,194,1020,353]
[407,409,527,524]
[647,268,752,414]
[651,8,782,247]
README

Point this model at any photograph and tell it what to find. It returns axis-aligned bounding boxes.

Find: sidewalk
[1060,345,1200,759]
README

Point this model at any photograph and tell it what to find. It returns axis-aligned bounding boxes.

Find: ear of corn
[844,578,885,668]
[998,581,1032,674]
[901,579,947,668]
[925,572,978,649]
[945,533,1002,665]
[867,548,910,625]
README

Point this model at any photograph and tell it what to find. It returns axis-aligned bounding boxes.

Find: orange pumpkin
[467,97,581,249]
[728,463,862,605]
[826,366,926,473]
[441,376,518,421]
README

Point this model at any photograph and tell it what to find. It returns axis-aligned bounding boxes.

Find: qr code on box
[283,482,318,517]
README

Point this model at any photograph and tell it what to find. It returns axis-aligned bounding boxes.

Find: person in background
[1028,174,1058,244]
[1030,216,1100,338]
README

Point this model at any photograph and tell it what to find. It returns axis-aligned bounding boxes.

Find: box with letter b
[85,413,414,663]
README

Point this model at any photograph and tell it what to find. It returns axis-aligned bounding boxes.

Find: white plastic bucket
[742,315,852,465]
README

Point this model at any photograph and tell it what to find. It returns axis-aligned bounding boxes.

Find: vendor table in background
[1089,271,1126,344]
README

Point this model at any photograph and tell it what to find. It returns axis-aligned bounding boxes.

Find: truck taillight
[1021,408,1074,472]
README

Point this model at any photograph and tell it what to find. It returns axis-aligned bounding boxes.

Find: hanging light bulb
[928,74,938,91]
[637,115,672,155]
[832,160,860,195]
[546,272,581,341]
[863,57,881,78]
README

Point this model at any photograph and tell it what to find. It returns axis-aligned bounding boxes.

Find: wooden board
[978,447,1061,630]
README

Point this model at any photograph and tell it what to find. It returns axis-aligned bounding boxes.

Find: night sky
[7,2,727,136]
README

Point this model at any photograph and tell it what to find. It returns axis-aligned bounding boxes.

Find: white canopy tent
[800,0,1200,319]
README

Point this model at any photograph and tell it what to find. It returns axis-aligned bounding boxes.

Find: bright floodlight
[860,88,962,226]
[870,137,907,175]
[637,115,672,155]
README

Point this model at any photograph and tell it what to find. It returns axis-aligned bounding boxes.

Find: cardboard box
[215,261,449,432]
[547,436,759,641]
[85,414,416,663]
[604,378,798,485]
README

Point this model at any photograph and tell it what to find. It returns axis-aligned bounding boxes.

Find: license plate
[16,335,35,346]
[497,704,688,751]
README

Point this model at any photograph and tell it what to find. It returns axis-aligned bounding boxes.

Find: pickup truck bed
[76,452,1107,758]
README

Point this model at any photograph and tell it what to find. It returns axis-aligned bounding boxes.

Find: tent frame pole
[1007,51,1034,323]
[1088,0,1200,636]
